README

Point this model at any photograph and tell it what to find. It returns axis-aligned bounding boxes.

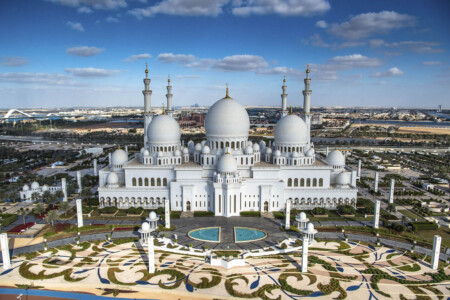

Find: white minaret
[93,159,98,176]
[285,200,291,230]
[281,76,288,117]
[61,177,67,202]
[76,199,83,228]
[0,233,11,270]
[302,65,312,147]
[374,172,379,193]
[388,179,395,204]
[108,153,112,167]
[166,76,173,117]
[143,63,153,146]
[165,199,170,229]
[373,200,380,229]
[357,160,361,179]
[431,235,441,270]
[76,171,82,191]
[301,235,308,272]
[125,145,128,155]
[148,235,155,273]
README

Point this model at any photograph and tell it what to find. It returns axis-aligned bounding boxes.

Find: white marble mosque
[20,181,63,202]
[97,65,358,216]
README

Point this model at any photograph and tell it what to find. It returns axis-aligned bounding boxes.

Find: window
[151,178,155,186]
[301,178,304,187]
[145,178,149,186]
[319,178,323,187]
[157,178,161,186]
[163,178,167,186]
[313,178,317,187]
[219,195,221,213]
[307,178,311,187]
[132,178,136,186]
[288,178,292,187]
[294,178,298,187]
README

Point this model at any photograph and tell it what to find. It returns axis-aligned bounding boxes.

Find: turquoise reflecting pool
[188,227,220,242]
[235,227,266,242]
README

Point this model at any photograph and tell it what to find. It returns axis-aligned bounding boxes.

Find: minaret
[142,63,152,146]
[281,76,288,117]
[166,75,173,116]
[302,65,312,147]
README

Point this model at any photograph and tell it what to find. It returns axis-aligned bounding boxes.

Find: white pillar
[76,171,82,191]
[281,77,288,117]
[148,236,155,273]
[165,199,170,229]
[61,177,67,202]
[0,233,11,270]
[431,235,441,270]
[125,146,128,154]
[373,200,380,229]
[108,153,112,167]
[357,160,361,179]
[374,172,379,193]
[76,199,83,228]
[389,178,395,204]
[301,235,308,272]
[93,159,98,176]
[285,200,291,230]
[326,146,329,156]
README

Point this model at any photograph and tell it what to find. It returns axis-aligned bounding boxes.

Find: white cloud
[370,67,403,78]
[48,0,127,10]
[66,21,85,32]
[369,39,444,54]
[65,68,120,77]
[123,53,151,62]
[232,0,330,16]
[328,11,416,39]
[256,66,303,77]
[66,46,105,56]
[105,16,119,22]
[1,56,29,67]
[303,34,365,49]
[315,20,327,28]
[0,72,79,85]
[129,0,228,18]
[157,53,196,64]
[77,6,93,13]
[422,61,443,66]
[213,55,268,71]
[175,75,202,79]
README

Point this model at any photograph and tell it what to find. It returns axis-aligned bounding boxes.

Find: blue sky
[0,0,449,108]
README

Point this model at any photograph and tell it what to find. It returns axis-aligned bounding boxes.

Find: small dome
[143,149,150,156]
[187,140,194,148]
[111,149,128,166]
[217,153,237,173]
[307,223,314,231]
[23,185,29,191]
[274,150,281,157]
[259,140,266,149]
[253,143,260,151]
[202,145,210,154]
[245,145,253,154]
[306,148,315,157]
[182,147,189,154]
[195,143,202,151]
[266,148,273,154]
[174,149,182,156]
[292,151,299,158]
[299,212,306,220]
[157,151,164,157]
[42,184,49,191]
[140,147,145,154]
[147,115,181,145]
[326,150,345,166]
[141,222,150,231]
[336,172,350,186]
[149,211,157,220]
[298,151,305,157]
[107,171,119,186]
[201,140,206,146]
[274,115,308,145]
[31,182,40,189]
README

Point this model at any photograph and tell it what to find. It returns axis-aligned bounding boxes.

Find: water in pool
[235,227,266,242]
[188,227,220,242]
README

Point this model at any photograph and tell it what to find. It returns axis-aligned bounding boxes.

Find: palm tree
[35,203,45,216]
[20,207,26,225]
[387,204,396,213]
[41,190,51,203]
[45,210,59,227]
[60,201,70,217]
[54,190,64,201]
[31,192,40,202]
[80,188,92,199]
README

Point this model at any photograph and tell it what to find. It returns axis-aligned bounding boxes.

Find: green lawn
[398,209,424,221]
[416,228,450,248]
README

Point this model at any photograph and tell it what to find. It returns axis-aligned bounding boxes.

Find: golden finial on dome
[283,75,286,84]
[168,75,171,83]
[118,145,121,150]
[145,63,148,74]
[290,105,293,115]
[162,103,166,115]
[306,64,310,74]
[224,83,231,99]
[225,147,230,154]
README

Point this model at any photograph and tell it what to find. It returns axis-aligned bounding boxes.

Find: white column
[93,159,98,176]
[431,235,441,270]
[389,179,395,204]
[148,236,155,273]
[326,146,329,156]
[76,171,82,191]
[301,235,308,272]
[125,146,128,154]
[285,200,291,230]
[281,77,288,116]
[76,199,83,228]
[0,233,11,270]
[108,153,112,167]
[374,172,379,193]
[61,177,67,202]
[165,199,170,229]
[373,200,380,229]
[357,160,361,179]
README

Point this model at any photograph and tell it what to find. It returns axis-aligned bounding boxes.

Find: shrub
[170,211,181,219]
[337,205,355,215]
[194,211,214,217]
[411,222,438,231]
[126,207,143,215]
[86,198,99,206]
[312,207,328,215]
[273,212,285,219]
[99,206,118,214]
[0,214,18,227]
[240,211,261,217]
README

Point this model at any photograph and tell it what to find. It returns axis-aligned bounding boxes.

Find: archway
[186,201,191,212]
[264,201,268,212]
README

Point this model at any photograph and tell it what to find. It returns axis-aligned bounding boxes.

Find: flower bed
[9,222,35,233]
[113,227,133,231]
[55,223,71,232]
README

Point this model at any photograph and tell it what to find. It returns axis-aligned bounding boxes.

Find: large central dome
[205,95,250,138]
[147,115,181,144]
[274,114,308,145]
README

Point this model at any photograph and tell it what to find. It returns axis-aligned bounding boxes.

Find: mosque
[97,65,358,217]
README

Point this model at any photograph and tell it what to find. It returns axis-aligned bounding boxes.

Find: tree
[41,190,51,203]
[49,194,58,205]
[31,192,40,202]
[45,210,59,227]
[54,190,64,201]
[80,188,92,199]
[20,208,26,225]
[387,204,396,213]
[35,203,45,216]
[60,201,70,217]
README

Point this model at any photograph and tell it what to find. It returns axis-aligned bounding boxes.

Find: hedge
[411,222,438,231]
[194,211,215,217]
[126,207,143,215]
[99,206,118,214]
[240,211,261,217]
[0,213,18,227]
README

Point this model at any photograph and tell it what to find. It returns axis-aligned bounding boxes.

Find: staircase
[180,211,194,218]
[261,212,274,219]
